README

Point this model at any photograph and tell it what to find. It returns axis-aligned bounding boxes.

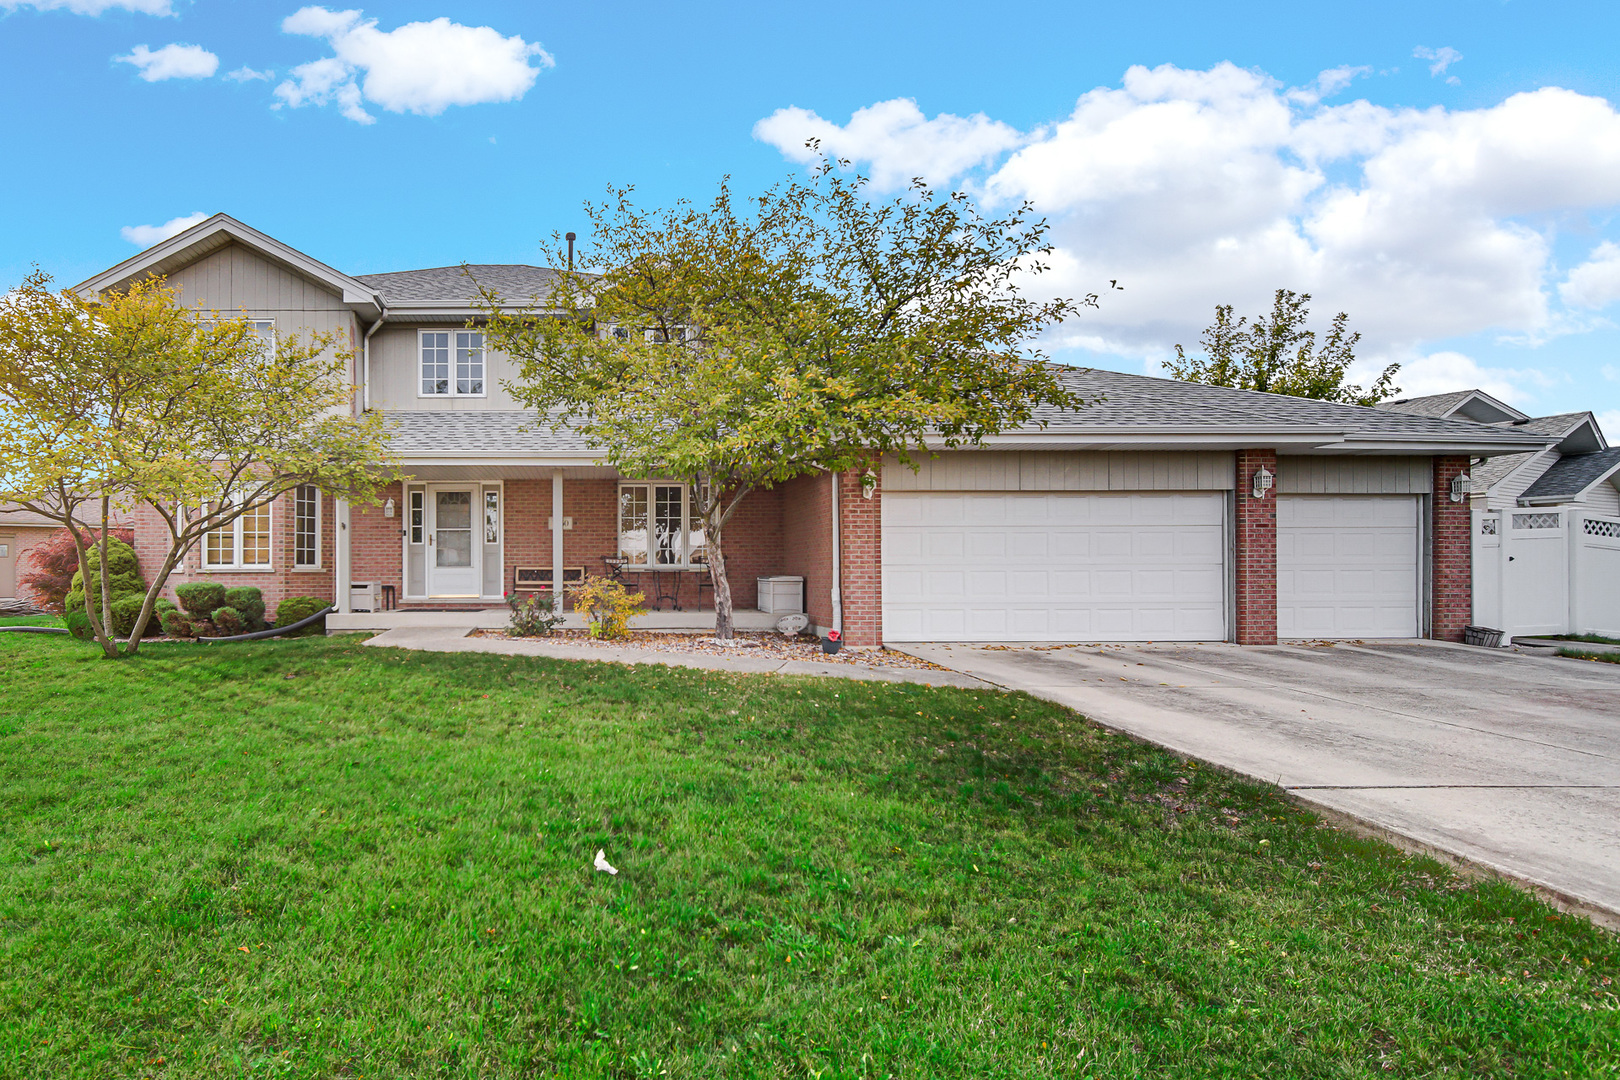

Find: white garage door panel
[1277,495,1419,638]
[882,492,1226,642]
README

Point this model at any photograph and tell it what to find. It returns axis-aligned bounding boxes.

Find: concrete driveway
[896,640,1620,925]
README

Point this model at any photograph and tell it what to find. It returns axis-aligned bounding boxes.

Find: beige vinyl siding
[1488,450,1558,510]
[1275,456,1433,495]
[882,451,1235,492]
[367,325,527,411]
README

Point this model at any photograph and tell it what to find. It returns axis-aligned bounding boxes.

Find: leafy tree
[480,163,1093,638]
[1168,289,1399,405]
[0,271,398,656]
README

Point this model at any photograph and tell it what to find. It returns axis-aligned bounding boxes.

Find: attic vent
[1585,518,1620,539]
[1510,418,1531,425]
[1512,513,1560,530]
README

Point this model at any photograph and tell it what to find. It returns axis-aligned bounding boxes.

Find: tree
[19,526,133,612]
[480,162,1094,638]
[1167,289,1399,405]
[0,271,399,657]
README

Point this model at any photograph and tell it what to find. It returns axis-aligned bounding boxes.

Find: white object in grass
[594,849,618,875]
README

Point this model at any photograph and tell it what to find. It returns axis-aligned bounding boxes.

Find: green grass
[1,636,1615,1079]
[1541,633,1620,646]
[1559,648,1620,664]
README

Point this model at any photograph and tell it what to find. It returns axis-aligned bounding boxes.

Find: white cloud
[1597,410,1620,439]
[758,64,1620,360]
[120,211,208,247]
[117,43,218,82]
[1413,46,1462,77]
[274,6,552,124]
[754,99,1022,189]
[1,0,172,13]
[1561,241,1620,309]
[225,66,274,83]
[1383,350,1556,405]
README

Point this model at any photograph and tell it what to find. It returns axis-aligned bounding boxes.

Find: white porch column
[335,498,352,613]
[551,471,565,609]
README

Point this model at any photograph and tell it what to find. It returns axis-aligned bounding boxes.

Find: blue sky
[4,0,1620,426]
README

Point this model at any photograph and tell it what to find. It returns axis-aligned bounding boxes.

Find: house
[1379,390,1620,638]
[71,214,1548,645]
[0,502,127,608]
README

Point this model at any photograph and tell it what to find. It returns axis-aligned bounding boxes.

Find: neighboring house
[1379,390,1620,637]
[0,502,126,606]
[71,214,1547,645]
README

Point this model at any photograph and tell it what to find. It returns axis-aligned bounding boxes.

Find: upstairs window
[421,330,484,396]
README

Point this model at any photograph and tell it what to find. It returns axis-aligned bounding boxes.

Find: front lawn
[1,635,1614,1078]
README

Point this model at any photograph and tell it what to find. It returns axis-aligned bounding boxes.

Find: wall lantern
[383,497,396,518]
[1251,465,1274,499]
[860,469,878,500]
[1449,472,1472,503]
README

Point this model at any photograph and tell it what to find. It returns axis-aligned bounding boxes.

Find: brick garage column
[1234,449,1278,645]
[838,466,883,646]
[1430,455,1472,642]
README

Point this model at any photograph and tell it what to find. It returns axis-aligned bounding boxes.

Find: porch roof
[385,411,592,460]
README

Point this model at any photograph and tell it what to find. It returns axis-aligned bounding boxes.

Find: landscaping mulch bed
[474,628,948,670]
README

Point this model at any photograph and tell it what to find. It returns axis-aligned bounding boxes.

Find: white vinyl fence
[1473,508,1620,639]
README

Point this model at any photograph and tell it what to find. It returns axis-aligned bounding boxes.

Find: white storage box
[756,575,804,615]
[349,581,379,613]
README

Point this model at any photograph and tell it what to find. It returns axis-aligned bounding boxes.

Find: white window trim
[200,497,275,572]
[416,328,488,398]
[401,481,505,600]
[617,481,707,569]
[292,485,323,571]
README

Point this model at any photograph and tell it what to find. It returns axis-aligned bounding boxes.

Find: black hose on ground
[0,625,69,635]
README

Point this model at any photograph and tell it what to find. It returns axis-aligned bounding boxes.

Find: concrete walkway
[895,639,1620,927]
[363,626,989,689]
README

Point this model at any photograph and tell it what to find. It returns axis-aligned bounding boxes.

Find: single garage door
[882,491,1226,642]
[1277,495,1420,638]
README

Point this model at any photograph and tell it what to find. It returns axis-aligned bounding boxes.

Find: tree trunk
[708,516,734,640]
[97,495,119,657]
[124,543,185,655]
[69,524,116,658]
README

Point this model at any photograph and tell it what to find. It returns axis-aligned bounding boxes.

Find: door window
[436,491,474,568]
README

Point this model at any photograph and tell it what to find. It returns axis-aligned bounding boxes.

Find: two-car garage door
[881,492,1226,642]
[882,490,1422,642]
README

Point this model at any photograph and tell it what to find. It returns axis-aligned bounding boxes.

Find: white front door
[427,486,481,597]
[881,491,1227,642]
[1277,495,1420,638]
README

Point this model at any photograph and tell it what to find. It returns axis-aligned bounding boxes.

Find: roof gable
[1377,389,1528,424]
[1519,448,1620,503]
[72,214,381,319]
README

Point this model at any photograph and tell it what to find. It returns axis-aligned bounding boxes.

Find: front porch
[332,465,826,628]
[326,605,788,633]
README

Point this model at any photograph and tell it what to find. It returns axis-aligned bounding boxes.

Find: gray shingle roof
[385,411,589,455]
[1519,448,1620,501]
[1509,412,1590,437]
[356,264,562,305]
[1026,369,1545,444]
[1472,451,1541,491]
[1376,390,1479,419]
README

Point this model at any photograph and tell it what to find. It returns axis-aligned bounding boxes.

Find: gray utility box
[756,575,805,615]
[349,581,379,613]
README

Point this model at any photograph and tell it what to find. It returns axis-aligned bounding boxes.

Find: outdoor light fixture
[383,497,395,518]
[1251,465,1274,499]
[860,469,877,499]
[1450,472,1471,503]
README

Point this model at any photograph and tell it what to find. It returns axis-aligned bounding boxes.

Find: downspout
[830,469,843,637]
[361,301,386,412]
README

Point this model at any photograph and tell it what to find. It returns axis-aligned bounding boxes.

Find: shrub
[109,594,161,638]
[159,609,196,639]
[574,576,644,640]
[273,595,330,636]
[175,582,227,619]
[64,610,93,641]
[211,606,246,635]
[223,586,266,631]
[65,571,144,614]
[18,527,133,613]
[506,591,564,637]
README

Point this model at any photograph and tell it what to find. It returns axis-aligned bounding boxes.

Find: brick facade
[1234,449,1278,645]
[781,472,834,631]
[837,466,883,647]
[133,489,338,621]
[1430,454,1472,643]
